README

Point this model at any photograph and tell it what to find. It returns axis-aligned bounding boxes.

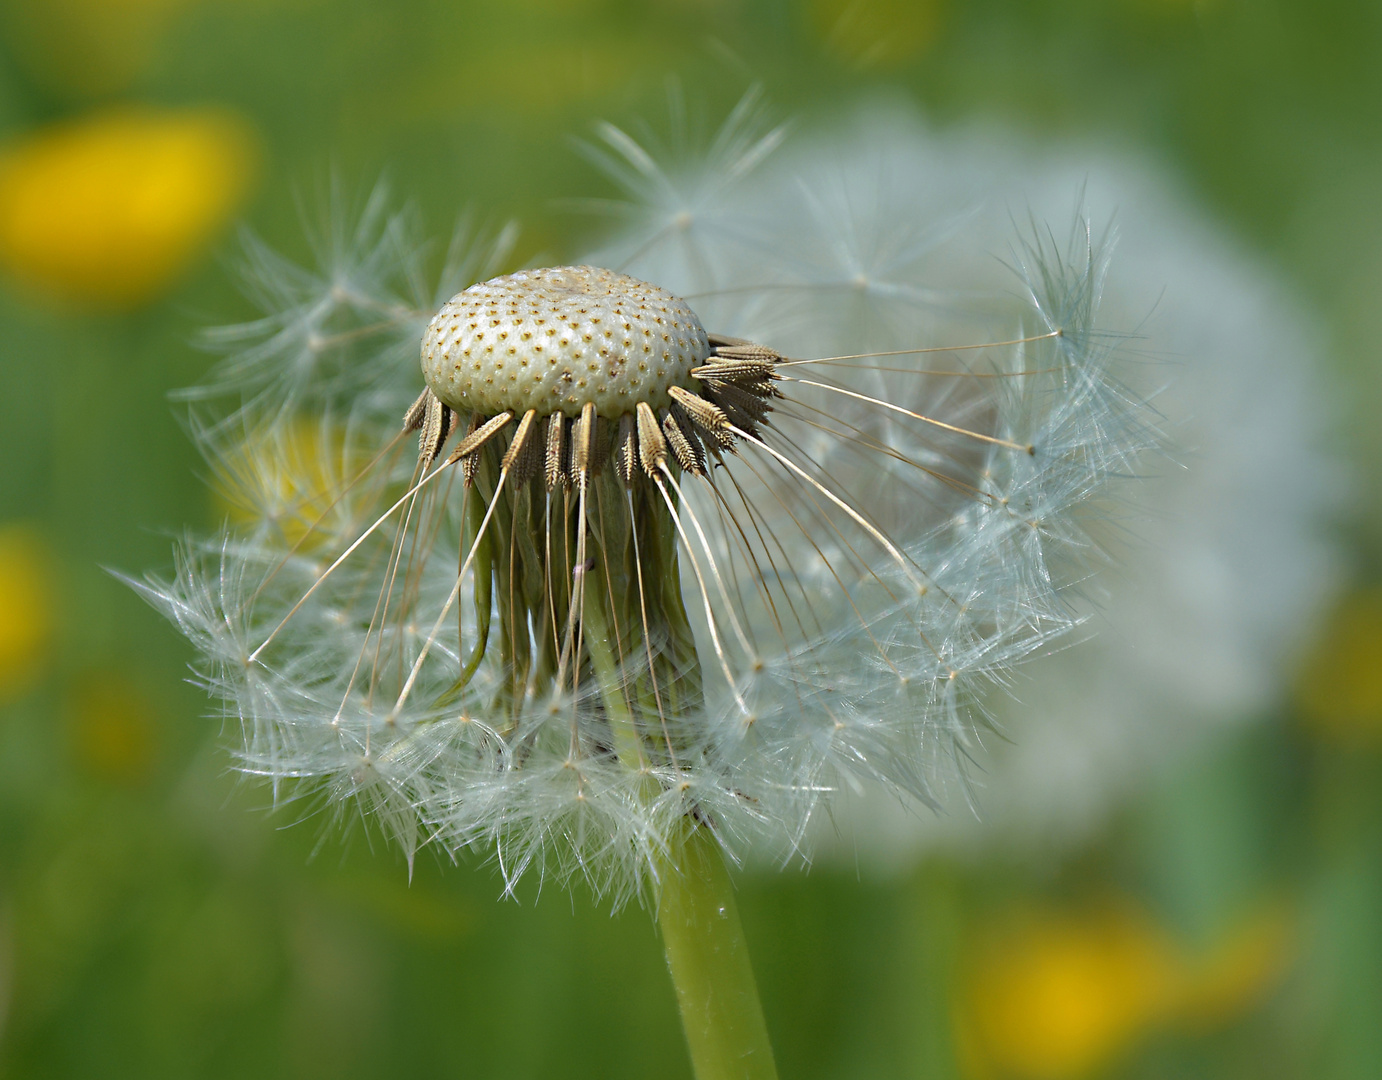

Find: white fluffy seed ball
[420,265,710,418]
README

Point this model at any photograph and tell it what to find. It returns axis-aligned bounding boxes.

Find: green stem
[657,827,779,1080]
[583,559,778,1080]
[578,567,644,771]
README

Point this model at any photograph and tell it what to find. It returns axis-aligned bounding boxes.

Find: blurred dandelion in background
[591,102,1337,864]
[134,93,1164,1075]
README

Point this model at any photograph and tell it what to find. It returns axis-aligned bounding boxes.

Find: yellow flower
[957,902,1181,1080]
[211,418,366,551]
[956,898,1298,1079]
[0,107,257,308]
[1296,587,1382,745]
[0,523,54,702]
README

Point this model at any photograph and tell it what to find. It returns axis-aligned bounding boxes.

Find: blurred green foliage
[2,1,1381,1077]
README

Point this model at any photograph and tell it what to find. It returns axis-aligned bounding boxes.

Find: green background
[2,1,1380,1077]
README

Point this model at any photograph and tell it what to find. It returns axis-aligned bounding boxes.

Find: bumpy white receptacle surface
[420,266,710,418]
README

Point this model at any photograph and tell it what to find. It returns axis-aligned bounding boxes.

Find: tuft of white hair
[584,100,1337,865]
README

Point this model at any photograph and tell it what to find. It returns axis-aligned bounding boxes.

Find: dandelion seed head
[137,99,1165,904]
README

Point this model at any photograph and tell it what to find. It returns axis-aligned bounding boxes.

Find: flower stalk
[657,825,779,1080]
[578,497,776,1079]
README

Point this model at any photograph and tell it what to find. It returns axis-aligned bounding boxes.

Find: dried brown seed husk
[544,411,565,492]
[662,407,705,475]
[636,401,668,475]
[449,410,513,464]
[668,386,735,449]
[615,413,638,485]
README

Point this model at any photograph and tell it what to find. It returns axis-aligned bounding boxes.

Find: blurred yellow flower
[1296,587,1382,745]
[0,107,258,308]
[957,898,1297,1079]
[0,523,54,702]
[810,0,945,68]
[212,418,366,551]
[958,903,1181,1080]
[67,672,158,785]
